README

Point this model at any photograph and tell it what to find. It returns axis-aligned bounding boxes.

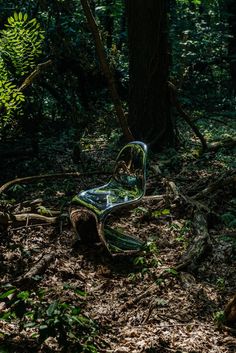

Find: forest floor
[0,121,236,353]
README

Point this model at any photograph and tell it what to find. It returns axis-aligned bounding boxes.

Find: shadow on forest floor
[0,123,236,352]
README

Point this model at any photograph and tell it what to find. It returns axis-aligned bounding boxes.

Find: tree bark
[178,212,211,272]
[127,0,175,151]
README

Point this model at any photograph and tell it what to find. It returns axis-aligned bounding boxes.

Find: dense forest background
[0,0,236,352]
[0,0,235,159]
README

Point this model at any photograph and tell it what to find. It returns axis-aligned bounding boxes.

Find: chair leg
[70,206,99,244]
[97,220,113,256]
[70,206,112,254]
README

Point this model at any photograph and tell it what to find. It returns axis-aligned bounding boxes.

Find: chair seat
[71,141,148,255]
[72,179,143,219]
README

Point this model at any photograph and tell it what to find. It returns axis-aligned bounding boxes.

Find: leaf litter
[0,134,235,352]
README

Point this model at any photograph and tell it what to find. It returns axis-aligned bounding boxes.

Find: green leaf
[165,268,178,276]
[7,17,14,25]
[46,301,58,317]
[0,288,16,299]
[162,209,170,215]
[13,12,18,21]
[74,289,86,297]
[71,307,82,315]
[17,291,30,300]
[24,322,37,328]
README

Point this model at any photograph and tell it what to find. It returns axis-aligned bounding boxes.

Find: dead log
[178,212,211,272]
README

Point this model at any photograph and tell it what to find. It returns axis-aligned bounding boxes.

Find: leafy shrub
[0,286,98,351]
[0,12,44,129]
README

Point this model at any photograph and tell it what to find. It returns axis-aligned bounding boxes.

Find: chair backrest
[71,141,148,220]
[111,141,147,196]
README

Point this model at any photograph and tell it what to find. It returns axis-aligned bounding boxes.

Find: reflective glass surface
[72,141,147,219]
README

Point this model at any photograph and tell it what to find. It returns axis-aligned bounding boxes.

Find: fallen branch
[142,195,165,202]
[0,171,110,195]
[14,213,57,224]
[0,211,57,227]
[16,253,55,284]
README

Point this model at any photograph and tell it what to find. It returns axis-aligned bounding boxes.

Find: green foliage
[216,277,226,290]
[0,286,97,351]
[0,12,44,129]
[221,212,236,228]
[170,0,231,112]
[170,221,191,248]
[213,310,225,326]
[132,240,161,275]
[220,199,236,228]
[177,0,201,5]
[1,12,44,76]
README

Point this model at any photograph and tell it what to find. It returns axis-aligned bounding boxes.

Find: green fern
[1,12,45,76]
[0,12,45,128]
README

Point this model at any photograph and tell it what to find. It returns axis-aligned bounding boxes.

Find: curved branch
[0,171,110,195]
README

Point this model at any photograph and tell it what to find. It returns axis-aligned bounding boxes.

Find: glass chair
[71,141,148,255]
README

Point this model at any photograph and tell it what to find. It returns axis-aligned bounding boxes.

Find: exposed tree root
[208,137,236,152]
[178,212,211,272]
[192,171,236,200]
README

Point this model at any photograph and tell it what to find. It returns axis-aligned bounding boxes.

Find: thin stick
[80,0,134,142]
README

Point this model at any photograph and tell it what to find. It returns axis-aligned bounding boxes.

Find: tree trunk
[127,0,175,151]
